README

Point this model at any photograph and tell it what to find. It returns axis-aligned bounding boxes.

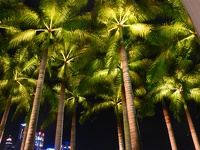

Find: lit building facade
[14,123,45,150]
[4,135,15,150]
[34,132,45,150]
[61,142,70,150]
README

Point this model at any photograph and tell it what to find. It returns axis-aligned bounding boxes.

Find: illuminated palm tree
[149,64,200,150]
[0,48,37,144]
[94,1,161,148]
[144,2,200,148]
[54,78,87,150]
[1,0,91,149]
[145,83,178,150]
[79,53,148,150]
[147,0,197,84]
[50,41,88,150]
[81,82,125,150]
[144,23,197,150]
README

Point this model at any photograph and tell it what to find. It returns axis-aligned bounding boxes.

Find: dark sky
[1,102,200,150]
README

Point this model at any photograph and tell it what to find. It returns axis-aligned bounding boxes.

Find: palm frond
[129,71,142,87]
[19,77,37,88]
[147,53,168,83]
[129,59,150,72]
[134,87,146,97]
[190,88,200,103]
[176,34,196,51]
[64,97,76,113]
[22,55,40,73]
[0,80,9,89]
[135,0,162,21]
[159,22,193,40]
[9,29,36,48]
[80,101,114,124]
[0,25,20,35]
[40,111,57,130]
[0,0,24,20]
[98,7,117,25]
[169,91,183,121]
[105,42,120,69]
[19,7,40,27]
[88,69,109,84]
[129,23,152,38]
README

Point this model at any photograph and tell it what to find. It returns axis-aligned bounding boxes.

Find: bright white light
[21,123,26,127]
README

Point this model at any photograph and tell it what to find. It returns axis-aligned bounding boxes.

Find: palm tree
[170,69,200,150]
[95,0,161,149]
[149,65,200,150]
[146,0,197,84]
[81,83,125,150]
[0,48,37,144]
[21,83,57,150]
[52,74,87,150]
[50,41,87,150]
[144,83,178,150]
[143,25,197,150]
[1,0,91,149]
[79,54,147,149]
[142,1,200,148]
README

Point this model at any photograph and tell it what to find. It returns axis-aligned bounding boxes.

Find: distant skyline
[1,102,200,150]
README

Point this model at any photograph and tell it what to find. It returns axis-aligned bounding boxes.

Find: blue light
[21,123,26,127]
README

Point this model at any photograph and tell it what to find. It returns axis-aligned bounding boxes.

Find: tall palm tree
[146,0,197,84]
[50,41,87,150]
[2,0,91,149]
[79,55,147,150]
[81,82,125,150]
[52,74,87,150]
[170,69,200,150]
[144,83,178,150]
[149,66,200,150]
[95,0,161,149]
[0,48,37,144]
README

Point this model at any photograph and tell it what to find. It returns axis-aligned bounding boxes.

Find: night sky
[1,102,200,150]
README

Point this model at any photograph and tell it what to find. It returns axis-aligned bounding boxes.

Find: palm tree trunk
[117,120,125,150]
[54,81,66,150]
[121,84,132,150]
[20,124,28,150]
[24,48,49,150]
[162,101,177,150]
[120,42,139,150]
[0,98,12,144]
[70,111,77,150]
[183,102,200,150]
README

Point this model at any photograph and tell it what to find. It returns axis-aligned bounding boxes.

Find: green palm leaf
[147,52,167,83]
[190,88,200,103]
[19,7,40,27]
[129,23,152,38]
[9,29,36,48]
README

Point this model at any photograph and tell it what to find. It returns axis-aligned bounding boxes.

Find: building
[46,142,70,150]
[4,135,15,150]
[61,142,70,150]
[14,123,26,149]
[14,123,45,150]
[34,132,45,150]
